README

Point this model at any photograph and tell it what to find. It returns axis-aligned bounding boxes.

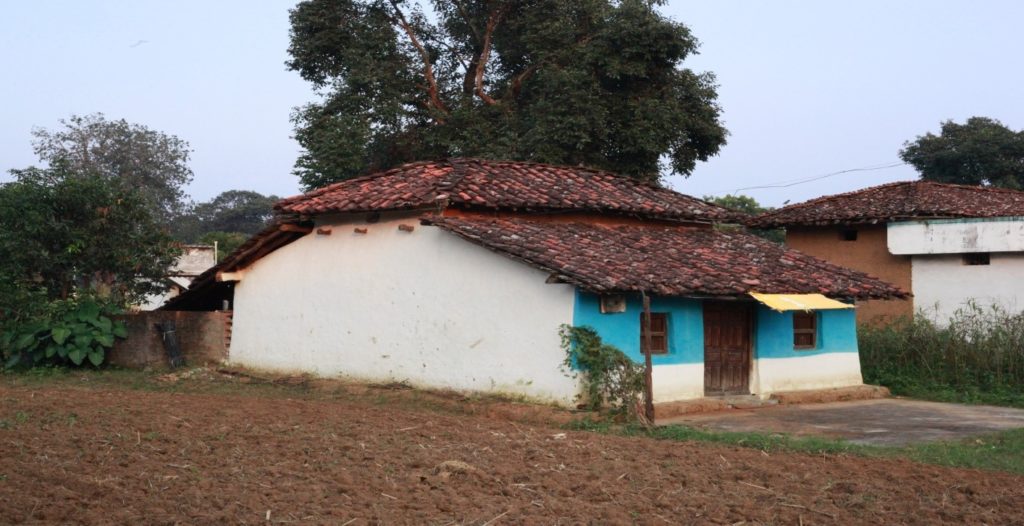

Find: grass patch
[569,419,1024,475]
[866,375,1024,408]
[901,428,1024,474]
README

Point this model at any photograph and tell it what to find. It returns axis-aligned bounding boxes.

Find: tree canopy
[198,231,251,261]
[174,190,280,242]
[900,117,1024,189]
[287,0,727,189]
[31,113,194,222]
[703,194,784,243]
[0,165,179,314]
[702,194,770,216]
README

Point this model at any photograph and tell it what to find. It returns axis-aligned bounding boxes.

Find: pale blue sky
[2,1,1022,206]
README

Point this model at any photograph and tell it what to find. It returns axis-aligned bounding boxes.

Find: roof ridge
[433,158,740,217]
[275,157,740,222]
[436,158,472,193]
[755,180,918,221]
[760,180,1024,221]
[449,157,684,194]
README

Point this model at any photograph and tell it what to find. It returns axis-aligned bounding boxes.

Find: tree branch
[503,34,593,100]
[474,5,505,106]
[454,0,482,41]
[388,0,448,115]
[508,64,539,99]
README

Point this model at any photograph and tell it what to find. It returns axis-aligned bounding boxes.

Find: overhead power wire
[718,161,908,195]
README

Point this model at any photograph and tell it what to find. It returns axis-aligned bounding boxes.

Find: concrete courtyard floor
[659,398,1024,446]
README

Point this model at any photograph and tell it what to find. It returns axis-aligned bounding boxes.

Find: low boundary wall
[107,311,231,369]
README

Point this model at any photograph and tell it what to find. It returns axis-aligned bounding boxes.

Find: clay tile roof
[750,181,1024,228]
[425,216,908,299]
[275,158,740,223]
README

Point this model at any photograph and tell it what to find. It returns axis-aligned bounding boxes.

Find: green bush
[559,325,644,416]
[860,302,1024,406]
[1,298,127,369]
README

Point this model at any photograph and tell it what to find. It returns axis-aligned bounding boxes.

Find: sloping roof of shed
[275,158,739,223]
[160,222,310,311]
[750,181,1024,228]
[424,216,908,299]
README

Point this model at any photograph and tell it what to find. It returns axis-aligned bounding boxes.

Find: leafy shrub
[860,302,1024,406]
[559,325,644,417]
[1,299,127,369]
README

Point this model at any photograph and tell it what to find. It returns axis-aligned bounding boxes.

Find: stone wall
[107,311,231,369]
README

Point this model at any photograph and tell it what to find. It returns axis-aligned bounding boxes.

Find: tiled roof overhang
[424,216,909,300]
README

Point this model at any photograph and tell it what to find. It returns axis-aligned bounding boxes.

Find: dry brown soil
[0,375,1022,525]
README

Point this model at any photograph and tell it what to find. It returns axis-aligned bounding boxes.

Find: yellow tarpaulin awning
[748,292,854,312]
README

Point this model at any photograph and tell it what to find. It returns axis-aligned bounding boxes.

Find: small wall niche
[599,294,627,314]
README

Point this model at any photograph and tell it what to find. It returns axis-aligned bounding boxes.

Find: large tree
[900,117,1024,189]
[287,0,727,189]
[31,113,194,222]
[0,164,179,312]
[174,190,279,241]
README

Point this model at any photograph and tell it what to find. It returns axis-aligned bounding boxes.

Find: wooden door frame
[702,300,755,396]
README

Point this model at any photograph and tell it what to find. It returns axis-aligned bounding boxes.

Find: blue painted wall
[573,292,704,365]
[753,308,859,359]
[573,291,858,364]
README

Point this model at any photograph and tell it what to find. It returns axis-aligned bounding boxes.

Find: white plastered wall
[749,353,863,394]
[652,364,704,402]
[888,217,1024,255]
[228,212,581,404]
[912,253,1024,322]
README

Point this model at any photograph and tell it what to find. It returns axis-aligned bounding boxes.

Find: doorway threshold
[704,394,779,410]
[653,395,778,420]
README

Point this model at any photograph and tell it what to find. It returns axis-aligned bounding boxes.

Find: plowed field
[1,375,1021,524]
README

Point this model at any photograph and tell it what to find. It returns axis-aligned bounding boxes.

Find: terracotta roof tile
[751,181,1024,228]
[425,217,907,299]
[275,158,739,222]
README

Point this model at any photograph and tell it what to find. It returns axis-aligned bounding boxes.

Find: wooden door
[703,302,752,395]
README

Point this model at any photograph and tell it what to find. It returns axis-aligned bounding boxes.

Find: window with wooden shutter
[640,312,668,354]
[793,311,817,349]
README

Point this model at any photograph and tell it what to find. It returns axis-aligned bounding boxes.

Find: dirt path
[1,384,1021,525]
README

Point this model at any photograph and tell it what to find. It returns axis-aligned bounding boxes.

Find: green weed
[860,303,1024,408]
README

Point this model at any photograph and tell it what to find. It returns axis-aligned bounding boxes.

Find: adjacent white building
[888,217,1024,321]
[753,181,1024,324]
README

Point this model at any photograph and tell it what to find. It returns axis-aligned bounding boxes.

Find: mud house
[165,159,904,406]
[750,181,1024,324]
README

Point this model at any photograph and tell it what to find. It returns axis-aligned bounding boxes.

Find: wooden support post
[641,291,655,423]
